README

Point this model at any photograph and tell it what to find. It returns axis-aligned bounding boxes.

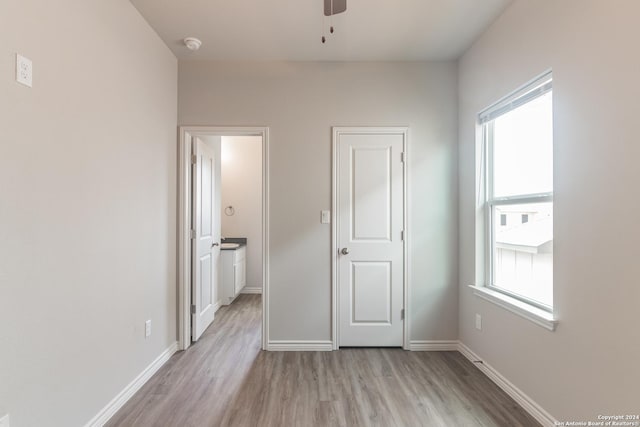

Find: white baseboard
[213,300,221,313]
[267,340,333,351]
[85,342,179,427]
[240,286,262,294]
[457,342,557,427]
[409,340,459,351]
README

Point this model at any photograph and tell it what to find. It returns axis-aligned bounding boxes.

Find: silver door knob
[341,248,350,255]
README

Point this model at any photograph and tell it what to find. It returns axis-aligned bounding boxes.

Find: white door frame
[178,126,269,351]
[331,126,410,350]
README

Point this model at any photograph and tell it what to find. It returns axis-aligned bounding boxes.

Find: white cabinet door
[233,247,246,295]
[233,263,242,295]
[337,131,405,347]
[221,246,247,302]
[221,250,233,305]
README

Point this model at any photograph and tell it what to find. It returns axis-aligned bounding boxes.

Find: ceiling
[130,0,512,61]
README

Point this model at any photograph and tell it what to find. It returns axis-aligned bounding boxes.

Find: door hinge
[401,230,404,241]
[191,304,196,314]
[400,152,405,163]
[401,309,405,320]
[191,155,197,164]
[190,229,196,239]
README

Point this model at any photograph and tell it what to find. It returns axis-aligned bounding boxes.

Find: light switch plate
[16,54,32,87]
[145,320,151,338]
[321,210,330,224]
[475,314,482,330]
[0,413,10,427]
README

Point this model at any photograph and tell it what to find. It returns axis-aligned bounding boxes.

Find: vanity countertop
[221,237,246,250]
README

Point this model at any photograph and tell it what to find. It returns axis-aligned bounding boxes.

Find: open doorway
[178,126,269,351]
[220,136,263,297]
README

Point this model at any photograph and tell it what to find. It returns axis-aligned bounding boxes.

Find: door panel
[352,146,392,241]
[192,136,221,341]
[337,130,405,347]
[200,254,212,309]
[351,262,391,324]
[200,156,213,236]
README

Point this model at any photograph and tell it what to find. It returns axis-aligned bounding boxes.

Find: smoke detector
[183,37,202,51]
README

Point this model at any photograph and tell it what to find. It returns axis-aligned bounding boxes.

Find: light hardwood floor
[107,295,540,427]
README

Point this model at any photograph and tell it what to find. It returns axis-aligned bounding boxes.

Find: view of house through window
[483,73,553,309]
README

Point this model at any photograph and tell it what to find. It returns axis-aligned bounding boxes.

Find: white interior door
[337,129,405,347]
[192,136,221,341]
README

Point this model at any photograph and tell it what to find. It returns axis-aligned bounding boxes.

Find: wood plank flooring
[107,295,540,427]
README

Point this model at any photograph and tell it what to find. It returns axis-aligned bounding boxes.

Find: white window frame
[471,71,558,330]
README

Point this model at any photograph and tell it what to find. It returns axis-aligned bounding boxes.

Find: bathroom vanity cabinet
[221,245,246,305]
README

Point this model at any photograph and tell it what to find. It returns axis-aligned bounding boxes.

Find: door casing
[331,126,410,350]
[178,126,269,351]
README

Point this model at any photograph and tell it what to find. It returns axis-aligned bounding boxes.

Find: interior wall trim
[331,126,410,350]
[178,126,270,352]
[408,340,459,351]
[266,340,333,351]
[85,342,179,427]
[458,342,557,427]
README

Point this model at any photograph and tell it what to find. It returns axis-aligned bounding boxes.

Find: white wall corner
[266,340,333,351]
[409,340,459,351]
[457,342,558,427]
[84,342,179,427]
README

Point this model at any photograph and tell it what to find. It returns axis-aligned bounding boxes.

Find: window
[480,72,553,311]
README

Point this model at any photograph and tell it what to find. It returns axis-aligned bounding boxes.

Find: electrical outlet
[0,413,10,427]
[145,320,151,338]
[16,54,32,87]
[475,314,482,331]
[321,210,330,224]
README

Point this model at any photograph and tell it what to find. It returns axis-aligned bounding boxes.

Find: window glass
[493,92,553,198]
[492,203,553,307]
[483,73,554,310]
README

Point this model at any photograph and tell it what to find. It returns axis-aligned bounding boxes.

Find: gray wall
[0,1,177,426]
[179,61,459,343]
[458,0,640,420]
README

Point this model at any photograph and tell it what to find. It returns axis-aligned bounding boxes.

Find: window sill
[469,285,558,331]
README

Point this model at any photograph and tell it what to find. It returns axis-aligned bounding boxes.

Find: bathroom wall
[221,136,263,291]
